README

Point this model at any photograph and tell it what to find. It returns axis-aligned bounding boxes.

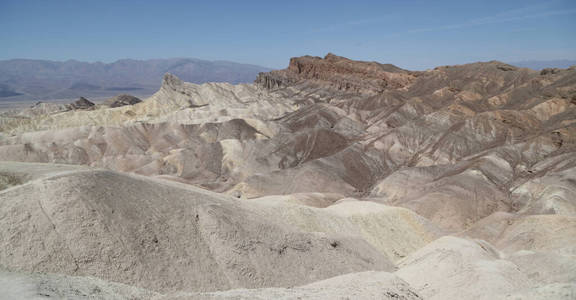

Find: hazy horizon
[1,0,575,70]
[1,56,576,71]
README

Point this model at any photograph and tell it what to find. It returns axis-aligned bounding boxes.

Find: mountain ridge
[0,57,271,104]
[509,59,576,70]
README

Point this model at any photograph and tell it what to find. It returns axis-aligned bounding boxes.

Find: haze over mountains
[0,58,270,102]
[2,57,574,107]
[1,54,575,299]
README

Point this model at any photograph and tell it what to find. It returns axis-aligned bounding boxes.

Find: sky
[1,0,575,69]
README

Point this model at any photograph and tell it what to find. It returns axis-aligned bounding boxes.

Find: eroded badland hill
[1,54,575,299]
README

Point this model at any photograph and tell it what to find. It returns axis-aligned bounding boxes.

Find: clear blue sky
[1,0,575,69]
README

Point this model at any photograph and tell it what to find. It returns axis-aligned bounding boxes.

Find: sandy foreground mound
[1,54,576,299]
[0,271,423,300]
[0,162,396,294]
[1,162,575,299]
[395,236,576,300]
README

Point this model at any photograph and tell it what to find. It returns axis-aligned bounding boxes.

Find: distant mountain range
[509,59,576,70]
[0,58,271,101]
[2,57,574,103]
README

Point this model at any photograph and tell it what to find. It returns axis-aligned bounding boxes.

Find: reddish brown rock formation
[257,53,418,93]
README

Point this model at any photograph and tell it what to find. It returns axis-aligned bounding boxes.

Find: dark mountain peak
[67,97,95,110]
[102,94,142,108]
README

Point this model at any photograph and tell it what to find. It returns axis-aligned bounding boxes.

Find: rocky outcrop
[66,97,95,110]
[102,94,142,107]
[256,53,418,93]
